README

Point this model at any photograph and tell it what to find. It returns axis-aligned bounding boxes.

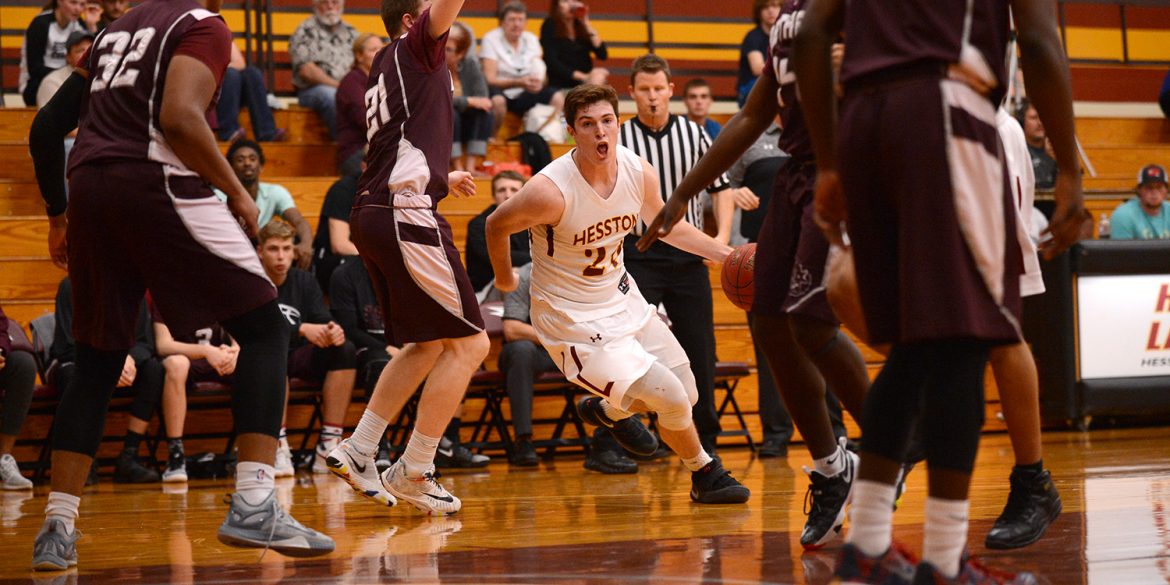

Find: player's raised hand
[637,196,687,251]
[494,267,520,293]
[226,193,261,239]
[48,214,68,269]
[812,170,847,247]
[448,171,477,198]
[1040,171,1086,260]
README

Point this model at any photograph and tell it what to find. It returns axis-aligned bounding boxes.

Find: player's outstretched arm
[486,175,565,292]
[428,0,467,40]
[1011,0,1085,259]
[639,160,732,263]
[161,55,260,237]
[636,74,780,251]
[792,0,846,246]
[29,72,87,268]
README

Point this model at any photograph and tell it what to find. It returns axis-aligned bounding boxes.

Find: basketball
[721,243,756,311]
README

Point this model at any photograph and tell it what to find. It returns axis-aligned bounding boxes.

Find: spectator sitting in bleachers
[20,0,97,106]
[96,0,128,31]
[50,277,163,484]
[216,43,286,143]
[289,0,358,139]
[736,0,780,107]
[480,1,563,137]
[465,171,531,294]
[448,22,493,176]
[312,165,361,292]
[35,30,92,108]
[1110,164,1170,240]
[540,0,608,90]
[1017,98,1058,190]
[258,221,357,477]
[151,301,238,484]
[214,139,313,268]
[336,33,385,177]
[329,259,397,393]
[0,302,36,490]
[499,263,559,467]
[683,78,721,141]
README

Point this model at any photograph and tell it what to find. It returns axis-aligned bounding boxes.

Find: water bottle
[1098,213,1111,239]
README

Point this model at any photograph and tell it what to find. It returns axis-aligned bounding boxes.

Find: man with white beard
[289,0,359,137]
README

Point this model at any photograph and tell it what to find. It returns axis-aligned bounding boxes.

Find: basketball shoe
[690,459,751,504]
[801,442,859,549]
[32,519,79,571]
[382,461,461,515]
[911,553,1038,584]
[274,441,295,478]
[0,454,33,490]
[217,490,334,557]
[313,435,340,475]
[576,397,658,456]
[832,542,918,585]
[325,439,396,507]
[984,467,1061,550]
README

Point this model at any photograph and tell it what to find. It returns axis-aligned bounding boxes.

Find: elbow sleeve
[29,73,85,217]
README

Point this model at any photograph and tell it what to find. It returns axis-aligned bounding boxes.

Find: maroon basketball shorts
[350,195,483,346]
[838,75,1022,346]
[751,161,836,324]
[67,162,276,351]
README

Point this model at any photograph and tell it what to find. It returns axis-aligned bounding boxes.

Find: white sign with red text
[1077,275,1170,379]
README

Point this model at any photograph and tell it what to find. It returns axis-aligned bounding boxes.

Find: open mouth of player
[596,141,609,158]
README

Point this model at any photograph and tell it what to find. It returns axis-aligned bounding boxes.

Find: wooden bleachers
[2,105,1165,470]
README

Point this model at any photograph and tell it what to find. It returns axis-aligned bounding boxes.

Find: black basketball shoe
[984,467,1062,550]
[690,459,750,504]
[576,397,658,456]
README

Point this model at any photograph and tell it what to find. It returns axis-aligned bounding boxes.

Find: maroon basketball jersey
[763,0,812,161]
[840,0,1010,104]
[356,8,453,208]
[69,0,231,176]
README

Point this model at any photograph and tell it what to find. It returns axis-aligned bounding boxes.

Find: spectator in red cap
[1109,164,1170,240]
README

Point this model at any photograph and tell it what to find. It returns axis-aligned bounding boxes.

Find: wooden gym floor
[0,427,1168,584]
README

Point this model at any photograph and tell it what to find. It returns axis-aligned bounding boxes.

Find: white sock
[681,450,714,472]
[401,430,441,477]
[235,461,276,506]
[319,424,343,450]
[845,480,896,557]
[922,497,970,578]
[278,427,289,451]
[814,444,847,477]
[600,399,633,421]
[350,410,389,457]
[45,492,80,534]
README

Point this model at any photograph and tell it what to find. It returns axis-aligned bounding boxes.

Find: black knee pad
[223,300,289,437]
[51,344,126,456]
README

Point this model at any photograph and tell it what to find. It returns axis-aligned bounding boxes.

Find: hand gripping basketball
[720,243,756,311]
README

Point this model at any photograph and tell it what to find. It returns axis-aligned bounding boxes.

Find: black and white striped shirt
[619,115,730,235]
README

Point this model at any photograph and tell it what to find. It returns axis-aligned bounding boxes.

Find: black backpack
[513,131,553,174]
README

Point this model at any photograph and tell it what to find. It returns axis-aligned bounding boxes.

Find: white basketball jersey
[996,107,1044,297]
[530,145,646,321]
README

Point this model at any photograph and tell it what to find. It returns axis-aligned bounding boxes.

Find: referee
[618,53,732,458]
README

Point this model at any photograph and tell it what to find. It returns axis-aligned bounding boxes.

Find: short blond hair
[257,218,296,245]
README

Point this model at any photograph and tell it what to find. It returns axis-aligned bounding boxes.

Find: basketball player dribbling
[639,0,869,549]
[27,0,334,569]
[324,0,491,516]
[795,0,1084,582]
[484,84,750,505]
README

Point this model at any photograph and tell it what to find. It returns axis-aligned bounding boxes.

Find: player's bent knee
[163,354,190,376]
[789,315,840,359]
[627,362,692,431]
[669,363,699,407]
[446,330,490,364]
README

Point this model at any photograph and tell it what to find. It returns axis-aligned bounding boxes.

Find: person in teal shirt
[215,139,314,267]
[1111,163,1170,240]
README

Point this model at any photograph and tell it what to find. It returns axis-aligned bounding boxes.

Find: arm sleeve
[29,72,86,217]
[24,17,52,95]
[329,267,384,350]
[173,16,233,86]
